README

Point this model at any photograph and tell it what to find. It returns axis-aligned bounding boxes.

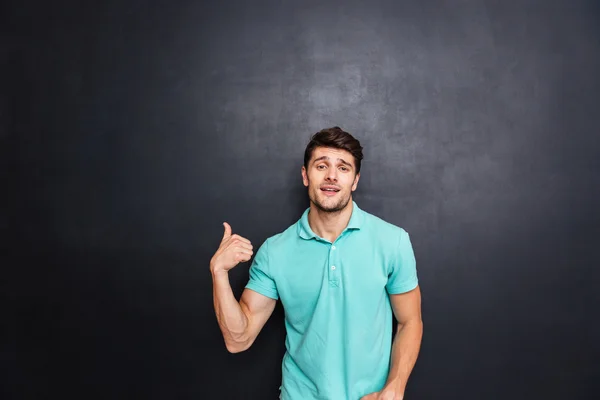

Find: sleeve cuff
[387,278,419,295]
[245,282,279,300]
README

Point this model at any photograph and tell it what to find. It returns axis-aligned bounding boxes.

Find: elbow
[225,338,252,353]
[396,317,423,332]
[226,343,246,353]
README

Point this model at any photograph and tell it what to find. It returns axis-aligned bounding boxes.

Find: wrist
[210,263,228,278]
[384,379,405,397]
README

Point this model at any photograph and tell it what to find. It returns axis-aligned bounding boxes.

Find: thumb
[222,222,232,241]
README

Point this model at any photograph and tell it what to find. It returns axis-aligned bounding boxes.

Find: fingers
[236,252,252,263]
[359,393,379,400]
[229,241,253,251]
[232,246,253,256]
[224,235,252,249]
[229,234,251,245]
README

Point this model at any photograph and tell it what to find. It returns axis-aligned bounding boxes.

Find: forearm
[211,270,250,351]
[384,318,423,394]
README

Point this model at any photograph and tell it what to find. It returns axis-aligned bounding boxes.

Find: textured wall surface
[4,0,600,399]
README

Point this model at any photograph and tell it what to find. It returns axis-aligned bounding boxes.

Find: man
[210,127,422,400]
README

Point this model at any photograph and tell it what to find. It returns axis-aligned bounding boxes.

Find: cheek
[344,177,356,189]
[307,172,321,184]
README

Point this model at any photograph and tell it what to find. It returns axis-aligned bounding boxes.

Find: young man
[210,127,422,400]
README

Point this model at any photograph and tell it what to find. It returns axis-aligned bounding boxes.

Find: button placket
[328,242,340,285]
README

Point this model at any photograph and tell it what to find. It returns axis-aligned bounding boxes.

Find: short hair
[303,127,364,174]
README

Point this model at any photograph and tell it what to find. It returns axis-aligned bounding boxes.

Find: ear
[351,172,360,192]
[301,166,309,187]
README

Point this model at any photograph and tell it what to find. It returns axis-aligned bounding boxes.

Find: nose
[326,168,338,182]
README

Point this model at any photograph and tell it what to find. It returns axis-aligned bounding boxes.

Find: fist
[210,222,254,274]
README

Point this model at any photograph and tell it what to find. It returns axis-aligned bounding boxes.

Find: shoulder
[358,207,415,264]
[360,207,408,241]
[257,222,299,254]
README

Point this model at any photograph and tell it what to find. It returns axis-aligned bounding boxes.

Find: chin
[311,193,351,213]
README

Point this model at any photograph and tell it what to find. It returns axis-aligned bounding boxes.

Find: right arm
[212,271,276,353]
[210,222,277,353]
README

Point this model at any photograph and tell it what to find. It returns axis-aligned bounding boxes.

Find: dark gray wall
[4,0,599,399]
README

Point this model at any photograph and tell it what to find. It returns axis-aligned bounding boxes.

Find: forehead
[310,147,354,164]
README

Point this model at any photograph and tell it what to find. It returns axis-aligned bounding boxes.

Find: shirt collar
[297,200,364,240]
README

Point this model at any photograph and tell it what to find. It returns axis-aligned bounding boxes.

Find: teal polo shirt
[245,201,419,400]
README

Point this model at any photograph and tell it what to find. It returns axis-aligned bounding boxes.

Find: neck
[307,200,354,243]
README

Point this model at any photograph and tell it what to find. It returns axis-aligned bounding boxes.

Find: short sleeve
[386,229,419,294]
[245,239,279,300]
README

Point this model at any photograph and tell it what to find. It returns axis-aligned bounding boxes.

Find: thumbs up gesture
[210,222,254,274]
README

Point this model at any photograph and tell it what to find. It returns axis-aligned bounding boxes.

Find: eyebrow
[312,156,353,168]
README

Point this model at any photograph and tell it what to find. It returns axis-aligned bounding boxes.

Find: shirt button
[332,246,336,250]
[331,265,336,270]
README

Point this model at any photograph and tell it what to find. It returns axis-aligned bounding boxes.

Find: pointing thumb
[222,222,232,241]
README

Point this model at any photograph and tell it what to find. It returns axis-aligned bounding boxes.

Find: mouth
[320,186,340,196]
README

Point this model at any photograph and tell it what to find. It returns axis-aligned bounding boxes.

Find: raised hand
[210,222,254,274]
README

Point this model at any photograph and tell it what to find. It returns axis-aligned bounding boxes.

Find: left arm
[362,285,423,400]
[384,285,423,397]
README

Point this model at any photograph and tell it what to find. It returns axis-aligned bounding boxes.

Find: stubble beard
[309,187,352,213]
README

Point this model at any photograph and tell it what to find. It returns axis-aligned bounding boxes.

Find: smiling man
[210,127,423,400]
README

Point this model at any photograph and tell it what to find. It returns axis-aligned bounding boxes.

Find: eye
[317,164,326,170]
[340,166,348,171]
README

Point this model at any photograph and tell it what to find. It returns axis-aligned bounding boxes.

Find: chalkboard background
[3,0,600,399]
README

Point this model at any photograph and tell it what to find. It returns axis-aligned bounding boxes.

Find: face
[302,147,360,213]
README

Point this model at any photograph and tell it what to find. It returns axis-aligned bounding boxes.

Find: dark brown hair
[303,126,364,174]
